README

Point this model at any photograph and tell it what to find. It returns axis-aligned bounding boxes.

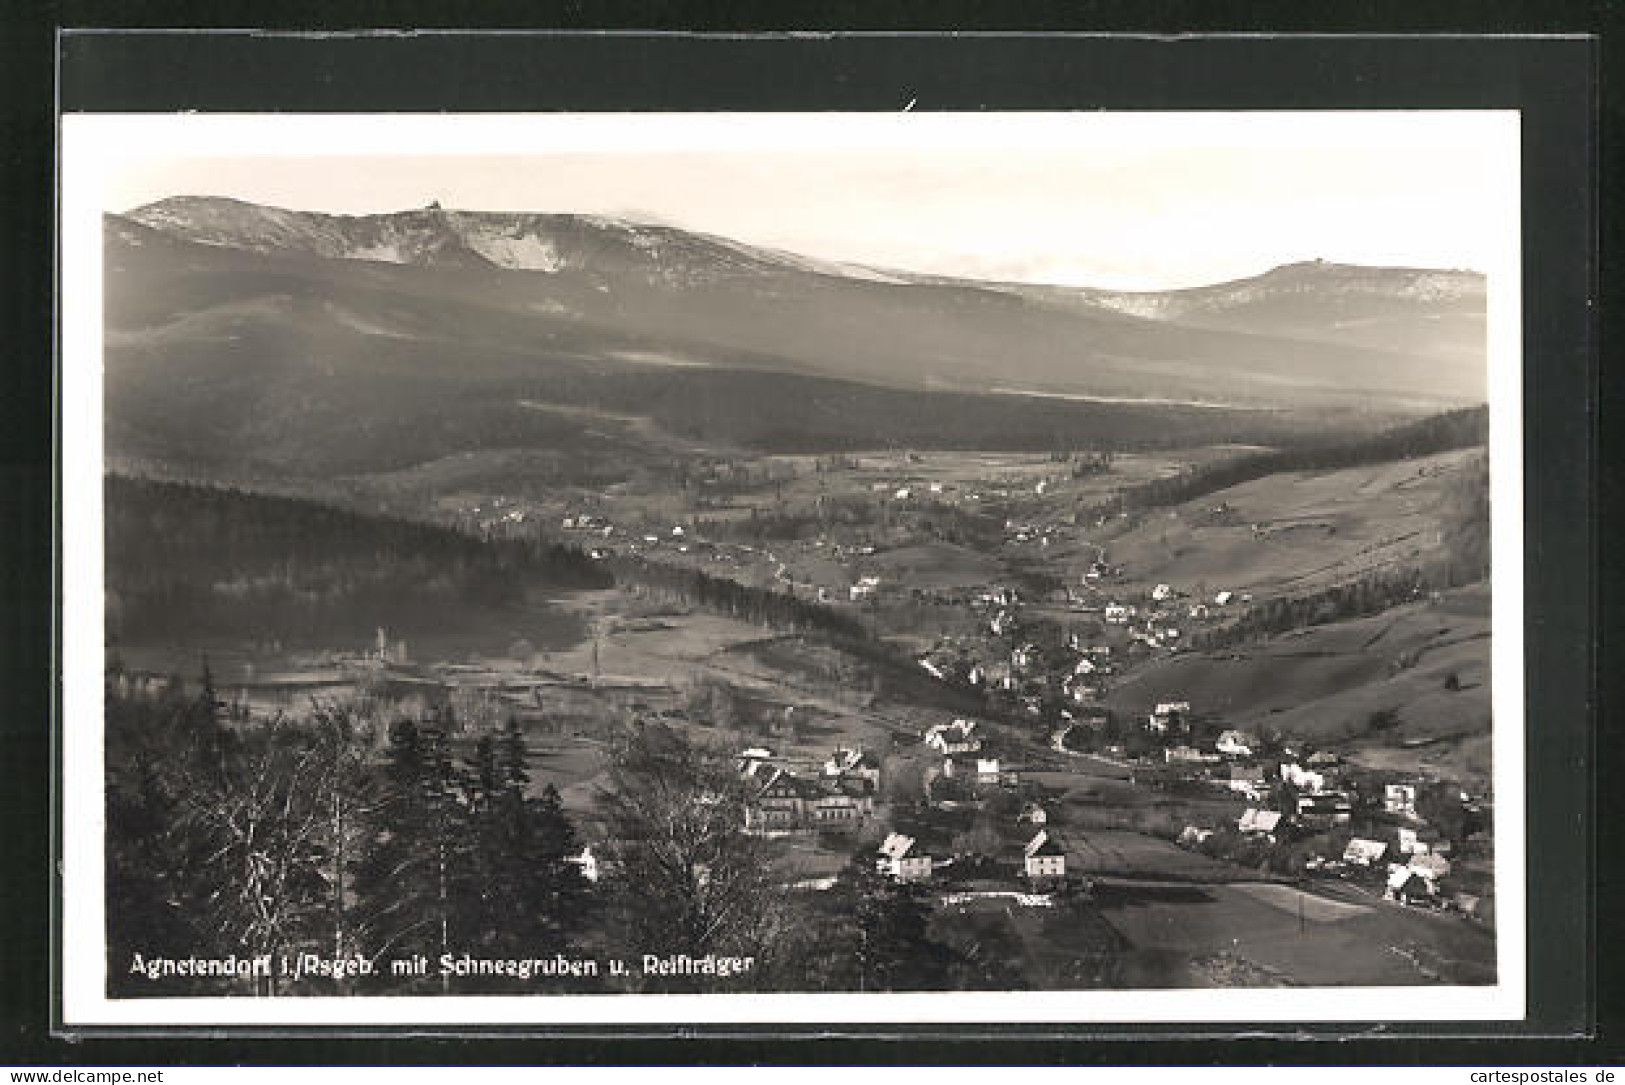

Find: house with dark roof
[745,767,826,831]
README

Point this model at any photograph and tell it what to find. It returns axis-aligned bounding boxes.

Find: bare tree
[595,723,792,987]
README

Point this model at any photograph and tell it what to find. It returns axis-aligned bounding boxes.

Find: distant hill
[104,474,609,648]
[104,197,1486,481]
[919,260,1485,370]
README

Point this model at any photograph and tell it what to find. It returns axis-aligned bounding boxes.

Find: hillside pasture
[1106,584,1490,773]
[1090,448,1483,598]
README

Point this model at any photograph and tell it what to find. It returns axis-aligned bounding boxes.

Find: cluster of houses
[916,623,1120,722]
[738,745,882,833]
[1157,718,1480,914]
[1100,581,1249,652]
[922,718,1021,794]
[1292,811,1467,910]
[905,572,1257,736]
[872,822,1068,886]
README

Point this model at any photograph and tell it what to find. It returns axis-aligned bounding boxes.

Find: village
[489,449,1493,927]
[711,701,1489,919]
[109,438,1495,989]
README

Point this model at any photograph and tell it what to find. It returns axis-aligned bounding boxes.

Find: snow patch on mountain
[467,232,565,272]
[347,242,409,264]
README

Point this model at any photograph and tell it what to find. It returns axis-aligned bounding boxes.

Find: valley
[98,196,1498,996]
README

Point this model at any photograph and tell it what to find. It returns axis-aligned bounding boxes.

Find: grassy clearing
[1095,881,1495,987]
[1068,830,1252,881]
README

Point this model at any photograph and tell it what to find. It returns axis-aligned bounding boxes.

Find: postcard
[57,108,1525,1028]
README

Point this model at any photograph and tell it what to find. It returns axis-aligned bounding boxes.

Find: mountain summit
[123,195,903,286]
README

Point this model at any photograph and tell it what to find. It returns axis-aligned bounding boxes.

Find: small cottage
[1023,830,1067,880]
[877,832,933,882]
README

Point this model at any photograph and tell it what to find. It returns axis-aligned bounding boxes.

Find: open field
[1088,449,1484,597]
[1067,830,1255,881]
[1107,581,1490,783]
[1095,880,1495,987]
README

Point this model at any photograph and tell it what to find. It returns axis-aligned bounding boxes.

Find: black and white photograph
[56,108,1526,1027]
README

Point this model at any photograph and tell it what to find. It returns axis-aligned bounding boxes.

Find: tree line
[105,474,611,646]
[1077,405,1488,524]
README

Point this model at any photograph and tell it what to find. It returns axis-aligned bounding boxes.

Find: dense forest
[1078,405,1488,523]
[105,475,611,646]
[609,555,872,642]
[548,367,1342,455]
[106,671,592,996]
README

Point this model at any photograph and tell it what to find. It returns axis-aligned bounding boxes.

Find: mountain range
[103,196,1487,482]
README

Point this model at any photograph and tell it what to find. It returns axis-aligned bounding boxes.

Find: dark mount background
[1,19,1601,1067]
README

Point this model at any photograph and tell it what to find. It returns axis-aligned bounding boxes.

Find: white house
[1343,837,1389,867]
[1151,583,1172,602]
[1386,863,1435,903]
[1213,590,1234,606]
[1385,783,1419,818]
[1023,830,1067,880]
[566,845,600,884]
[975,757,1003,785]
[1408,852,1452,884]
[1280,762,1326,792]
[1146,700,1190,734]
[925,719,982,755]
[849,574,883,602]
[1237,808,1282,836]
[1215,730,1257,758]
[1179,825,1214,847]
[1227,765,1267,800]
[877,833,933,882]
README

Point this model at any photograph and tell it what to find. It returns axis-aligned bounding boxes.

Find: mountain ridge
[125,194,1483,302]
[102,195,1488,486]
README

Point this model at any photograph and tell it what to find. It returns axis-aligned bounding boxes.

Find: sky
[90,112,1519,291]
